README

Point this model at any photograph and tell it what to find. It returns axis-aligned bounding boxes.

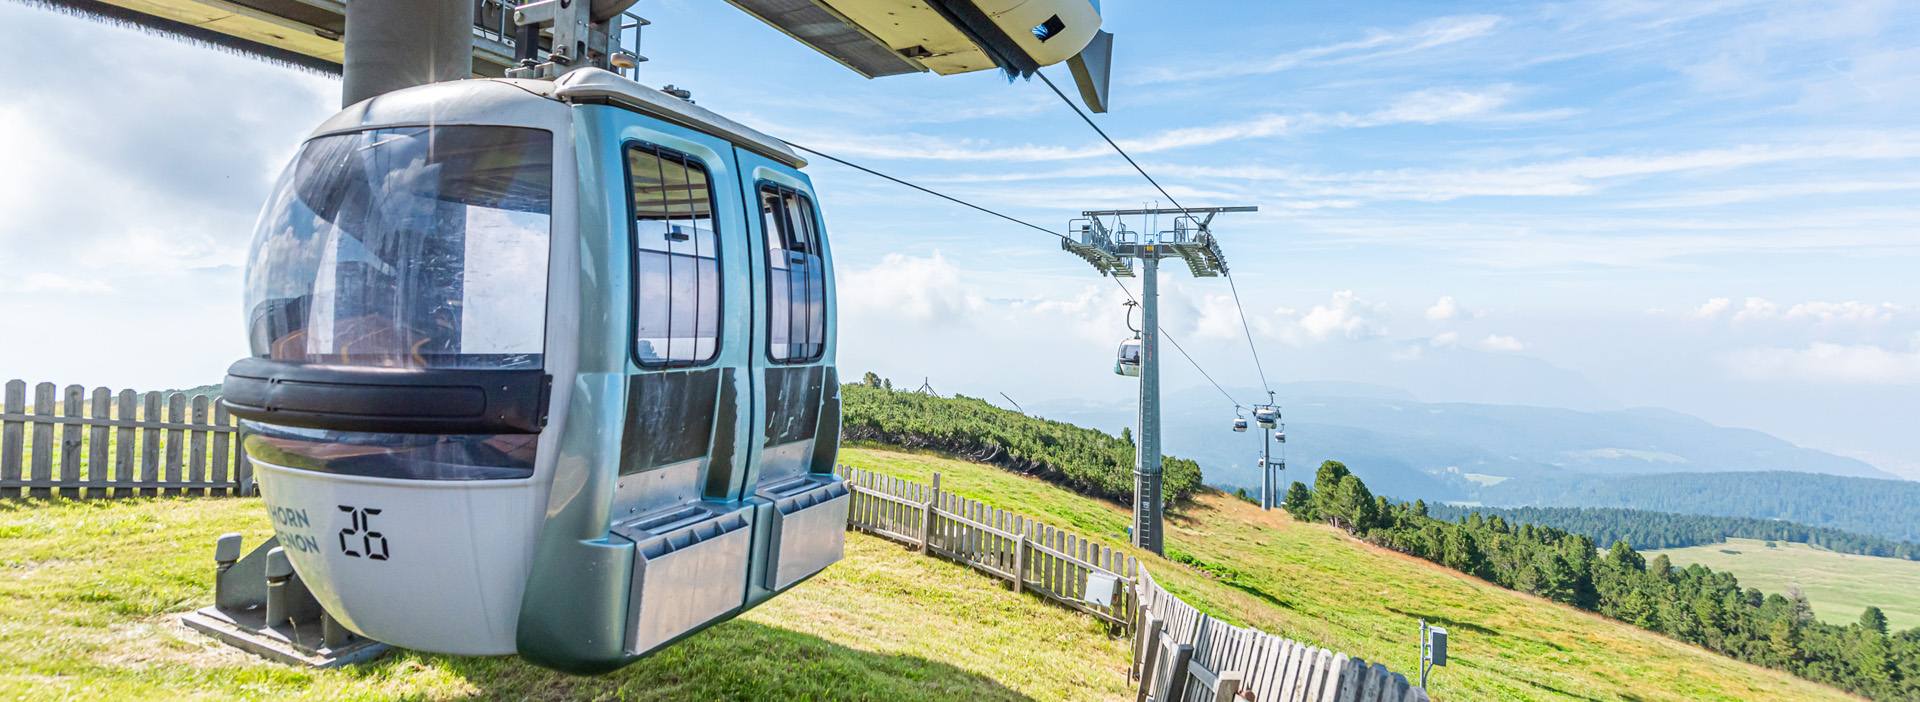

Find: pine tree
[1442,527,1484,576]
[1769,617,1803,663]
[1322,474,1377,531]
[1311,461,1353,521]
[1313,460,1350,490]
[1282,481,1315,520]
[1862,606,1890,635]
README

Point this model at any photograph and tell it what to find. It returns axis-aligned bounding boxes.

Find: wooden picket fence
[837,465,1141,629]
[836,464,1426,702]
[1134,566,1429,702]
[0,380,253,498]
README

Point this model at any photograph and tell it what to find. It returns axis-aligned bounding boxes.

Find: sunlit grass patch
[0,490,1129,701]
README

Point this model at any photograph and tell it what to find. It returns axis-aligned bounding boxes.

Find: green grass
[0,491,1129,701]
[842,445,1860,702]
[1650,537,1920,631]
[0,443,1872,701]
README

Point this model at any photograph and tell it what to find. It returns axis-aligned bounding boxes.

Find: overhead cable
[782,140,1249,409]
[1035,69,1277,400]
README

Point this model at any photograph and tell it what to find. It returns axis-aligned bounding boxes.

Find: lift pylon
[1251,391,1285,510]
[1062,206,1255,554]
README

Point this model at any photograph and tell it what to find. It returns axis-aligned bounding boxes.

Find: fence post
[1135,612,1163,700]
[1012,532,1027,594]
[919,472,941,553]
[1,379,22,499]
[1214,671,1243,702]
[1161,641,1195,702]
[30,382,54,498]
[60,385,83,498]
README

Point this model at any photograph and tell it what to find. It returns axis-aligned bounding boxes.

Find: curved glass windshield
[244,126,553,370]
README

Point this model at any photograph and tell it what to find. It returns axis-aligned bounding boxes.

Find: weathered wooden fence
[837,464,1427,702]
[0,380,252,498]
[837,465,1141,629]
[1134,566,1428,702]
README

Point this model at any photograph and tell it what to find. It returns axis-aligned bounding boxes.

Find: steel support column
[1261,432,1272,510]
[1135,253,1163,554]
[342,0,475,107]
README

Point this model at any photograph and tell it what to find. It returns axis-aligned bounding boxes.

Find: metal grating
[1062,238,1135,277]
[725,0,922,78]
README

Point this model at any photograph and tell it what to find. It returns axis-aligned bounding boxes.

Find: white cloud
[1727,335,1920,385]
[1151,133,1920,206]
[1189,292,1247,341]
[838,252,980,323]
[1117,114,1297,154]
[1785,301,1903,324]
[1426,296,1462,321]
[1289,290,1388,342]
[1479,334,1526,352]
[1621,178,1920,209]
[1430,331,1460,347]
[1731,297,1779,323]
[1137,14,1504,84]
[1695,297,1732,318]
[791,85,1558,164]
[1342,86,1537,127]
[1698,297,1906,324]
[7,272,113,294]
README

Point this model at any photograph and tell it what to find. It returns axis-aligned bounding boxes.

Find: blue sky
[1,1,1917,476]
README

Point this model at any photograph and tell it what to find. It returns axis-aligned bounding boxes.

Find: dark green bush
[841,382,1203,504]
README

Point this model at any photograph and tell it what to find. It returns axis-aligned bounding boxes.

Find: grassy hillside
[1651,538,1920,631]
[0,496,1129,701]
[843,383,1203,503]
[842,445,1858,701]
[0,441,1868,701]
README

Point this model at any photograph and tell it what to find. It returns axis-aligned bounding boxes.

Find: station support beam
[342,0,475,107]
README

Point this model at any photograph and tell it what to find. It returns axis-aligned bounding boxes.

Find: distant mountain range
[1475,472,1920,544]
[1024,381,1913,540]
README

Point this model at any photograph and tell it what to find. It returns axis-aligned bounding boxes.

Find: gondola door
[611,131,751,514]
[734,147,847,607]
[600,116,762,659]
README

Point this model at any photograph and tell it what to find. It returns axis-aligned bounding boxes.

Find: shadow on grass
[362,618,1036,702]
[1165,549,1295,611]
[1384,605,1500,638]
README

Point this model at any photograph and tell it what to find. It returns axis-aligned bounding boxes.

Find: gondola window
[242,126,553,370]
[627,145,721,366]
[759,185,826,362]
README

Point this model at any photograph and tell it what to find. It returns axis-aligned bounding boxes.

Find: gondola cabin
[1115,337,1142,377]
[222,68,847,672]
